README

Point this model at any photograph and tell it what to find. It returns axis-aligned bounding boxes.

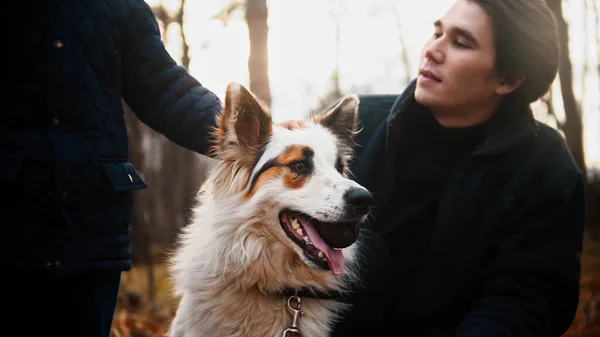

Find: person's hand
[275,120,306,130]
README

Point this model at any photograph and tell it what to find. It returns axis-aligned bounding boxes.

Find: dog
[167,82,373,337]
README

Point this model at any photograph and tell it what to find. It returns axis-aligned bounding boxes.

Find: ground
[110,229,600,337]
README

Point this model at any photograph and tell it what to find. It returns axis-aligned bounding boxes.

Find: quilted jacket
[2,0,220,274]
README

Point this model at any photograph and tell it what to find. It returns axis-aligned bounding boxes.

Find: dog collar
[279,287,345,300]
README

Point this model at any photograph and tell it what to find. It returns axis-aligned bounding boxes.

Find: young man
[3,1,220,336]
[284,0,586,336]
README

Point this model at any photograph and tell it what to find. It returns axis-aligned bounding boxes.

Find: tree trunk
[245,0,271,107]
[593,0,600,91]
[547,0,588,182]
[390,6,412,84]
[123,103,157,315]
[142,0,204,248]
[157,0,200,244]
[176,0,190,69]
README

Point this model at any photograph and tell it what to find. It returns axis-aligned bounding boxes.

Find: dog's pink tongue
[302,222,345,276]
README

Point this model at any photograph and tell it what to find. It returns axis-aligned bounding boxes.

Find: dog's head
[207,82,372,279]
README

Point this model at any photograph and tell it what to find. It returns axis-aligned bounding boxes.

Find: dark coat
[1,0,220,274]
[333,80,586,337]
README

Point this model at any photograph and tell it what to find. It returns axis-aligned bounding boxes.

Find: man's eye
[453,40,469,48]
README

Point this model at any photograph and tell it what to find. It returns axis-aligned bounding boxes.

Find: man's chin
[414,87,441,108]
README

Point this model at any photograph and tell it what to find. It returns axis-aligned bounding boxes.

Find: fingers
[275,120,306,130]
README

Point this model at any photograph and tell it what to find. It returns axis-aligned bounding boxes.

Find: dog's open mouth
[279,210,360,276]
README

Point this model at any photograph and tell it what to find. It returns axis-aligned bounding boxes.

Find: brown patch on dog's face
[282,170,307,189]
[244,145,314,199]
[244,166,283,198]
[278,145,306,163]
[280,145,313,190]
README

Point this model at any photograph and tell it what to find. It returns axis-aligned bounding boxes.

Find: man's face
[414,0,505,116]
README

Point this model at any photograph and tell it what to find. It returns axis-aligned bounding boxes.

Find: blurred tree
[124,101,158,316]
[546,0,588,183]
[155,0,202,247]
[245,0,272,107]
[594,0,600,91]
[123,0,212,299]
[211,1,241,27]
[544,0,600,232]
[125,0,204,316]
[125,0,224,315]
[390,6,412,84]
[210,0,272,106]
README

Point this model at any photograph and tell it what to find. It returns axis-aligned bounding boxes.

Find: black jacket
[334,80,586,337]
[1,0,220,274]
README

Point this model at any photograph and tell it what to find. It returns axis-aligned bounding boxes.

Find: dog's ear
[311,94,359,149]
[212,82,272,162]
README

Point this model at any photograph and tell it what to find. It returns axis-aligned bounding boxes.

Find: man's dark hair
[469,0,560,104]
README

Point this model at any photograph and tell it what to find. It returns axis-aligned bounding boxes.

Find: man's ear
[495,73,526,96]
[211,82,272,163]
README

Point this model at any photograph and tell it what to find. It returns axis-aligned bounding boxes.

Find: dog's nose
[344,188,374,216]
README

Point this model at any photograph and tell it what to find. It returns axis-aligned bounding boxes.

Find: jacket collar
[385,79,539,156]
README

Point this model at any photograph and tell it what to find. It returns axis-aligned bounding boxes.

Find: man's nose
[424,40,445,64]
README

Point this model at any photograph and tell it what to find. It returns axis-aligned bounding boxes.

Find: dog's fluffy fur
[167,82,371,337]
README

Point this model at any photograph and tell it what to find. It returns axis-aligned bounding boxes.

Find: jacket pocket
[99,161,148,192]
[67,161,148,231]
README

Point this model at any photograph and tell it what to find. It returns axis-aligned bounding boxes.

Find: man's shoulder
[528,121,584,191]
[354,94,398,133]
[356,94,399,113]
[535,122,580,170]
[354,80,417,128]
[101,0,154,21]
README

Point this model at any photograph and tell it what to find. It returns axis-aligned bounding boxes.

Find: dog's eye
[289,161,308,173]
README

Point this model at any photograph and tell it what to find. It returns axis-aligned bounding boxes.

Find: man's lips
[419,69,442,82]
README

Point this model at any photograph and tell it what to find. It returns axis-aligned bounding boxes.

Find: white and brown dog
[167,82,373,337]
